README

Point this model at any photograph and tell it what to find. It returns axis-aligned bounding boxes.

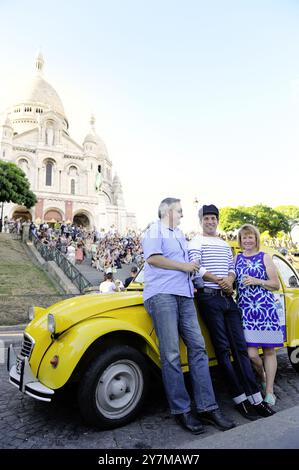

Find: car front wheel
[78,345,149,429]
[287,346,299,373]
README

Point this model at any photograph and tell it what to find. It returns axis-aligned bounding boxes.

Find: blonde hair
[238,224,260,251]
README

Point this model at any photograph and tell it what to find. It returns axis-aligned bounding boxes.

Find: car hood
[46,291,144,334]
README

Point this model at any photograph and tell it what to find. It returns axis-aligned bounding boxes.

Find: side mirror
[289,275,299,288]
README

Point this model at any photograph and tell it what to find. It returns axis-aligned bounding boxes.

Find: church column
[59,170,62,193]
[65,200,73,223]
[37,167,40,190]
[35,198,44,221]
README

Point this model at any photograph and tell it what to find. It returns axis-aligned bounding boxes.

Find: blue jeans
[196,293,260,401]
[144,294,218,414]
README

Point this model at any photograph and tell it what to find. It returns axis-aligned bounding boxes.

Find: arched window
[46,161,53,186]
[68,165,78,177]
[71,179,75,195]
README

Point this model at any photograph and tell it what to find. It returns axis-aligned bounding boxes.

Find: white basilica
[0,53,136,231]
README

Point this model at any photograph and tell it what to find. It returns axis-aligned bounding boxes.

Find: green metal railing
[32,236,92,293]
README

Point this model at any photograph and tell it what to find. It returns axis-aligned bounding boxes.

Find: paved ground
[182,404,299,449]
[1,342,299,449]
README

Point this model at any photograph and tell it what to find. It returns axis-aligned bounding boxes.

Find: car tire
[287,346,299,373]
[77,345,149,429]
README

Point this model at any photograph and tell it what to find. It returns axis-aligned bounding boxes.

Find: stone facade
[0,53,136,232]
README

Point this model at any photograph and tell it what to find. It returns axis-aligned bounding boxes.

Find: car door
[272,254,299,345]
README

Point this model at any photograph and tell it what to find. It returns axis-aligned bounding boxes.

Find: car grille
[20,333,34,358]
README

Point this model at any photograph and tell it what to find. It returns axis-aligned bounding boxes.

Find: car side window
[273,255,299,288]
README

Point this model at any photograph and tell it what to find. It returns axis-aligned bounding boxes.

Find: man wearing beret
[188,204,275,420]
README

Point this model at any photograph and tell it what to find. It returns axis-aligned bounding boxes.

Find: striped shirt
[188,235,235,289]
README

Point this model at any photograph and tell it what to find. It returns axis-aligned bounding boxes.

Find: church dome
[112,173,123,192]
[83,115,109,157]
[95,135,108,156]
[22,74,65,117]
[113,174,121,184]
[8,53,68,135]
[13,53,66,119]
[83,133,98,144]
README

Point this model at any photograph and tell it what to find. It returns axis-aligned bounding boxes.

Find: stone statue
[95,165,102,192]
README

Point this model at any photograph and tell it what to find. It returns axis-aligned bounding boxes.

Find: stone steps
[75,257,134,286]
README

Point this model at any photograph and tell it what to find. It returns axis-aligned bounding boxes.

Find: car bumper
[7,344,54,402]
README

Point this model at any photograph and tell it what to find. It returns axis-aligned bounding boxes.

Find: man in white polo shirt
[188,204,275,420]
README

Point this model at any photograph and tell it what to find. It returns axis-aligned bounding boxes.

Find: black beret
[198,204,219,219]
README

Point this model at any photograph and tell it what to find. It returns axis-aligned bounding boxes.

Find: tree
[275,205,299,229]
[219,204,289,237]
[249,204,289,237]
[275,205,299,220]
[0,160,37,225]
[219,207,253,232]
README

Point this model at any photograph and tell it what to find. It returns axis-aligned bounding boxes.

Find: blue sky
[1,0,299,230]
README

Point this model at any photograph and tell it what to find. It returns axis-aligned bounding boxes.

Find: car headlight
[28,306,35,321]
[47,313,56,334]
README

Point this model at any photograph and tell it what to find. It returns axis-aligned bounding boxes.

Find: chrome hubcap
[96,359,143,418]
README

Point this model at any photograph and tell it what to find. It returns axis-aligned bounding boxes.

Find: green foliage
[275,205,299,229]
[219,204,289,237]
[249,204,289,236]
[219,206,252,232]
[0,160,37,208]
[275,205,299,220]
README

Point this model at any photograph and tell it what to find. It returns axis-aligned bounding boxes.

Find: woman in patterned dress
[235,224,283,406]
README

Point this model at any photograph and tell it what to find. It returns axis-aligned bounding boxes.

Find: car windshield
[273,255,299,288]
[133,267,144,284]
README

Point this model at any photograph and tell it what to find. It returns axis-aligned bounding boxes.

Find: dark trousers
[196,293,260,400]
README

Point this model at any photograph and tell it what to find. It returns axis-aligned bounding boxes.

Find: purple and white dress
[235,251,283,348]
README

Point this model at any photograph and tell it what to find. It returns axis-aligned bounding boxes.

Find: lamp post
[193,197,199,232]
[193,197,199,216]
[0,167,8,232]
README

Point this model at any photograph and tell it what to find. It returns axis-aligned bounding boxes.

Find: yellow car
[7,245,299,429]
[288,251,299,271]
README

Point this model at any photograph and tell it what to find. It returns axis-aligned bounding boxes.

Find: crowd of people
[0,216,22,235]
[27,221,144,273]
